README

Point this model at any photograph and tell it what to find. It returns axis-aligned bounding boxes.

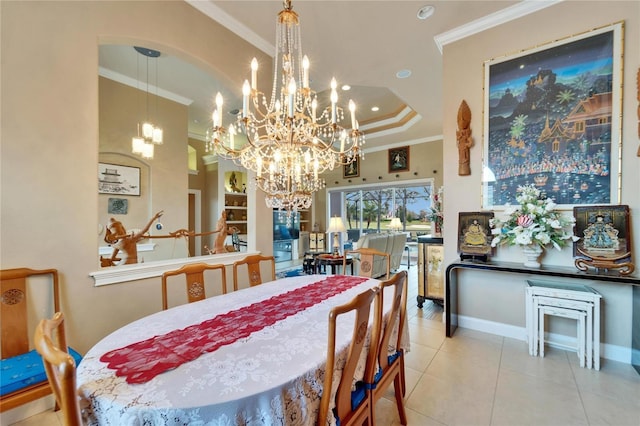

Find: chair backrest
[377,271,407,371]
[33,312,82,426]
[318,287,382,426]
[1,268,60,359]
[161,263,227,310]
[231,232,247,251]
[232,254,276,291]
[343,248,391,279]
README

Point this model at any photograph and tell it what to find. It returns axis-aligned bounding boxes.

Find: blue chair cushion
[334,381,367,426]
[368,351,402,390]
[1,348,82,396]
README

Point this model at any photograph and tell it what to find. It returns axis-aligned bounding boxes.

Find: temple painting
[483,25,621,208]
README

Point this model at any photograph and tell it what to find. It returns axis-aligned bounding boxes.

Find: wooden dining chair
[318,287,382,426]
[34,312,82,426]
[232,254,275,291]
[343,248,391,279]
[369,271,408,424]
[161,263,227,310]
[0,268,81,413]
[231,232,247,251]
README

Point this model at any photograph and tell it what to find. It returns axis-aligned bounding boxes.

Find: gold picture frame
[482,22,624,209]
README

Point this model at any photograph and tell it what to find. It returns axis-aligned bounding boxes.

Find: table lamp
[326,216,346,256]
[389,217,402,232]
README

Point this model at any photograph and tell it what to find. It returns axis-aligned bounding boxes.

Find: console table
[445,260,640,374]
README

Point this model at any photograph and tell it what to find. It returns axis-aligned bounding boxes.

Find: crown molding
[186,0,274,56]
[434,0,563,54]
[99,67,193,106]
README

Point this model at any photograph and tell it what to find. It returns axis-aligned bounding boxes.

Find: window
[332,180,434,242]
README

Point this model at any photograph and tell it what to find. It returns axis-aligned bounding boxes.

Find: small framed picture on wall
[343,158,359,178]
[388,146,410,173]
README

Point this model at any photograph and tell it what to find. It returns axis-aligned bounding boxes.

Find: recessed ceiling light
[341,84,351,91]
[371,106,379,112]
[417,5,435,20]
[396,69,412,79]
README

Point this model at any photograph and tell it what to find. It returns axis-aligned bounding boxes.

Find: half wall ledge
[90,251,259,286]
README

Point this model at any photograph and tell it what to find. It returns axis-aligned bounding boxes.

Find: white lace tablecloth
[77,274,409,426]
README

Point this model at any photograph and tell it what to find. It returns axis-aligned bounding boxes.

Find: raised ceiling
[99,1,560,152]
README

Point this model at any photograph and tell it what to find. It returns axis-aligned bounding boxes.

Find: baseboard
[457,314,632,364]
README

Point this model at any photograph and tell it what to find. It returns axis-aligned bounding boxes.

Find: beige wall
[0,0,270,354]
[442,2,639,352]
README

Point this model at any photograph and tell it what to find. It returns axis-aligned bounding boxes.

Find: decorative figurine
[456,100,473,176]
[102,210,163,266]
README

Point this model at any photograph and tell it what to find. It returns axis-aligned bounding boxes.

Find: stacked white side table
[525,280,602,370]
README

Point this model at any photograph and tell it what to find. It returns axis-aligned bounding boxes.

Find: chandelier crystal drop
[206,0,364,214]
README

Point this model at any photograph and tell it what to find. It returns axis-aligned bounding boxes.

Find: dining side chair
[318,286,382,426]
[369,270,408,424]
[232,254,276,291]
[343,248,391,279]
[33,312,83,426]
[0,268,81,413]
[161,263,227,310]
[231,232,247,251]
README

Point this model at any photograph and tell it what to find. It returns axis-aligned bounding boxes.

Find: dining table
[76,273,409,425]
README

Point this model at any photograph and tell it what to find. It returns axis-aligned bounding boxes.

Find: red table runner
[100,275,368,384]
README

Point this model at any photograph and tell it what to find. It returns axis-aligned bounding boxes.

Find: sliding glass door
[331,179,434,243]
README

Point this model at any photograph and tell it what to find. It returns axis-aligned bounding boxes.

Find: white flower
[535,232,551,245]
[548,219,561,229]
[514,232,532,245]
[489,184,576,250]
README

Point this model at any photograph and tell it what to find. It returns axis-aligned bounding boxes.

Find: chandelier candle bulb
[288,77,296,118]
[212,109,219,127]
[251,58,258,90]
[215,92,223,126]
[242,81,250,118]
[229,124,235,150]
[311,97,317,123]
[349,100,356,129]
[302,55,309,88]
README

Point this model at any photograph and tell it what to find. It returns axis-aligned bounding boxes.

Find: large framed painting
[98,163,141,196]
[482,22,624,209]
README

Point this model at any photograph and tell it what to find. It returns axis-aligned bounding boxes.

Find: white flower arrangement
[489,184,578,250]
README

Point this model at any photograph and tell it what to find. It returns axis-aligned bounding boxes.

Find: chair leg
[394,374,408,425]
[399,353,406,397]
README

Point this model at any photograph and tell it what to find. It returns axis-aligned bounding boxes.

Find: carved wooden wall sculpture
[456,100,473,175]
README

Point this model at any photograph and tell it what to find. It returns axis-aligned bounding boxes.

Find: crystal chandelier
[206,0,364,214]
[131,46,163,160]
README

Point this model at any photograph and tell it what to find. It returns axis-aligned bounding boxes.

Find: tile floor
[10,262,640,426]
